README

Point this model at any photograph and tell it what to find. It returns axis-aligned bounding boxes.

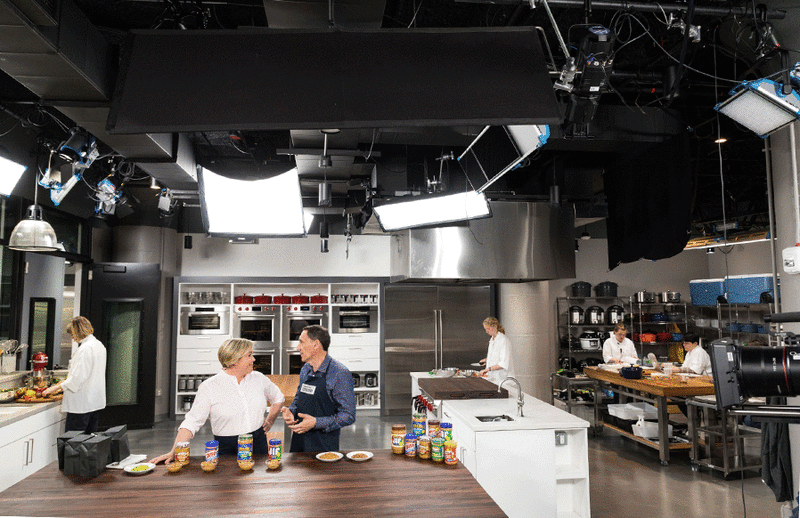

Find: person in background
[602,323,639,365]
[149,338,284,464]
[479,317,513,384]
[43,316,106,433]
[281,325,356,452]
[672,333,712,376]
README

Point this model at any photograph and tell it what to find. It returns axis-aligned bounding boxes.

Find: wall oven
[179,306,230,335]
[233,306,281,350]
[332,306,378,334]
[253,351,278,375]
[282,305,328,374]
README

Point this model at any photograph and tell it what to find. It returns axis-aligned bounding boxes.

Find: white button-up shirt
[683,346,712,376]
[61,334,107,414]
[486,332,513,384]
[179,370,285,437]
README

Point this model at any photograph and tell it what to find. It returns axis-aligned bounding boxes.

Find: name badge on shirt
[300,383,317,395]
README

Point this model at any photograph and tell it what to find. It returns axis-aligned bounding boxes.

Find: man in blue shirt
[281,325,356,452]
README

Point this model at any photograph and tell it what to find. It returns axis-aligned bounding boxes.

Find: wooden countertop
[583,367,715,397]
[267,374,299,407]
[0,452,505,517]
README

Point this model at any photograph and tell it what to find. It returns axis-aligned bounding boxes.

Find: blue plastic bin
[689,278,725,306]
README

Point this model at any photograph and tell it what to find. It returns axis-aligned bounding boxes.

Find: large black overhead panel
[107,28,561,133]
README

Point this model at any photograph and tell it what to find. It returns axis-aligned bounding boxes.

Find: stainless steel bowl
[460,369,479,377]
[437,367,458,378]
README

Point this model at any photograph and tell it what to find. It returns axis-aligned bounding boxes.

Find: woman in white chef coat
[149,338,284,464]
[479,317,513,384]
[672,333,712,376]
[602,323,639,364]
[43,316,106,433]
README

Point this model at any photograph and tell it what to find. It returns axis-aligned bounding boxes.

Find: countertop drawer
[329,333,379,346]
[176,360,221,375]
[177,335,228,349]
[177,348,219,362]
[327,345,379,360]
[337,358,379,372]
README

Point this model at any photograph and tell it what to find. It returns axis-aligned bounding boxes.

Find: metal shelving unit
[631,301,688,362]
[556,296,632,367]
[716,302,778,346]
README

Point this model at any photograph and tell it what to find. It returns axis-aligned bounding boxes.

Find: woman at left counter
[42,316,106,433]
[149,338,285,464]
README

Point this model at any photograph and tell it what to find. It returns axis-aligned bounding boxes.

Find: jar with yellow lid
[391,424,406,454]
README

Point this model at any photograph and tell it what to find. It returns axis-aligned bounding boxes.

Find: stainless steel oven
[284,305,329,345]
[180,306,230,335]
[281,305,328,374]
[253,350,278,375]
[283,350,304,375]
[332,306,378,334]
[233,305,281,350]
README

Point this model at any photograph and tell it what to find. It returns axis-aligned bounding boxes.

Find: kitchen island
[0,451,505,517]
[443,394,590,518]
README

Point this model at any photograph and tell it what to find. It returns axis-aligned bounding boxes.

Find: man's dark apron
[289,369,339,452]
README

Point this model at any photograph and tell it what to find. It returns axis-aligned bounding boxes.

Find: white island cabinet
[0,403,65,492]
[442,396,590,518]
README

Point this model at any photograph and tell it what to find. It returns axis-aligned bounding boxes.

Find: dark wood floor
[128,415,786,517]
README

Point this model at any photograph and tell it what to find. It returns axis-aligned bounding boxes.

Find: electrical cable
[407,0,424,28]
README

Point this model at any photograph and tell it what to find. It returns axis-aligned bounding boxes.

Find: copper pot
[310,294,328,303]
[235,295,253,304]
[254,294,272,304]
[291,294,310,304]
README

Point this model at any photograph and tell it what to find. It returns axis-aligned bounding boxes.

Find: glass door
[89,263,159,429]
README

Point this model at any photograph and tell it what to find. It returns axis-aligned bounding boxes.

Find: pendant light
[8,170,59,252]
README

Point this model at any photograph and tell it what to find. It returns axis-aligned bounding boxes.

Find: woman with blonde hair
[479,317,513,384]
[149,338,284,463]
[43,316,106,433]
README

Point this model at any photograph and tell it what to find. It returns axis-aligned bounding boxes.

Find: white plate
[346,451,374,462]
[123,462,155,475]
[316,451,343,462]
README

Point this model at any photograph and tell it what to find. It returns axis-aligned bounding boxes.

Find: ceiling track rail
[459,0,786,19]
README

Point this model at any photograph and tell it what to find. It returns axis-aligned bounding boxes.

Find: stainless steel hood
[389,201,575,282]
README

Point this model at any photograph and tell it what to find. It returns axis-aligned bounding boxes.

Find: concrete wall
[180,233,391,277]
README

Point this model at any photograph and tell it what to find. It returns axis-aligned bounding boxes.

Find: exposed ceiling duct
[0,0,196,190]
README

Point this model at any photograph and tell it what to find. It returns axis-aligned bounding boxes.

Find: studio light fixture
[715,78,800,138]
[320,220,329,253]
[706,248,715,255]
[150,177,160,189]
[0,155,27,196]
[8,163,59,252]
[372,190,492,232]
[198,166,306,237]
[318,129,339,169]
[580,226,591,240]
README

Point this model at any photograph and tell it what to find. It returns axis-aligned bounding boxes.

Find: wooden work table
[267,374,299,408]
[583,366,715,465]
[0,452,505,517]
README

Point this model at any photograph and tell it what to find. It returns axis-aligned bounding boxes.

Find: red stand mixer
[29,352,49,389]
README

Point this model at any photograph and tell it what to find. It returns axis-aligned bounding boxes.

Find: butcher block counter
[0,452,506,517]
[418,376,508,400]
[266,374,299,407]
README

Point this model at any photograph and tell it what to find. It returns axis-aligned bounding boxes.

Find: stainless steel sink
[475,414,514,422]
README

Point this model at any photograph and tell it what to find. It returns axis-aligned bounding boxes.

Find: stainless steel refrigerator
[383,284,494,415]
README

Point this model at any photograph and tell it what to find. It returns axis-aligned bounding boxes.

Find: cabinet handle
[198,349,212,353]
[28,438,34,464]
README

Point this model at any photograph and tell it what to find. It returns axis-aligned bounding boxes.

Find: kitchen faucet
[498,376,524,417]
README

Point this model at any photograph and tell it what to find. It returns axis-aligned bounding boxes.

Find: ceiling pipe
[461,0,786,19]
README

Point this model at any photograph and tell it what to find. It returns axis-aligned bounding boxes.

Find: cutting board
[418,377,508,400]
